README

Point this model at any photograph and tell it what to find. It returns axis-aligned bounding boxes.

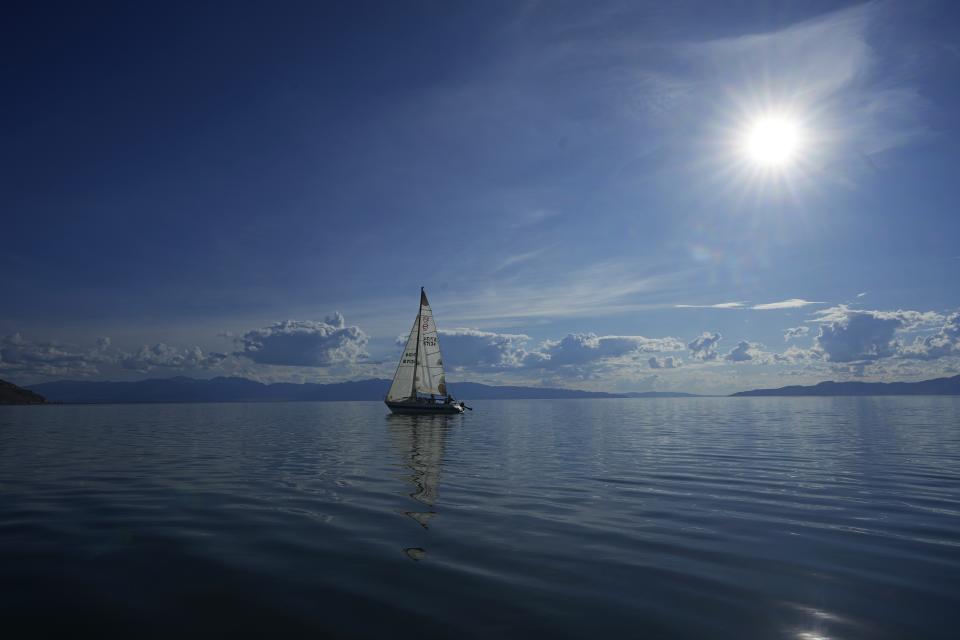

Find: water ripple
[1,397,959,638]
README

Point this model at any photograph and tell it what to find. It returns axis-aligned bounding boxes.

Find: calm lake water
[2,398,959,638]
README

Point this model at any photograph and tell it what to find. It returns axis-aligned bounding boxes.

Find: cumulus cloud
[784,326,810,341]
[235,314,368,367]
[812,305,943,331]
[900,312,960,361]
[724,341,774,364]
[814,312,900,363]
[436,328,531,369]
[808,306,954,364]
[427,328,686,377]
[774,345,821,364]
[1,333,226,380]
[688,332,721,361]
[0,333,109,379]
[122,344,227,372]
[648,356,680,369]
[725,341,753,362]
[533,333,685,368]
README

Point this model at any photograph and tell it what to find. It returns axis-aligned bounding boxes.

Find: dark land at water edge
[0,379,46,405]
[733,374,960,397]
[3,374,957,404]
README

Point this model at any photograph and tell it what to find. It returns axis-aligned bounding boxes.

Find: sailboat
[385,288,467,415]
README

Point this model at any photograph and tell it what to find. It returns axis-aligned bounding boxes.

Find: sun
[741,115,804,168]
[715,101,820,198]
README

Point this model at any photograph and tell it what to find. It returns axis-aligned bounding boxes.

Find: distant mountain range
[0,379,47,404]
[25,376,700,404]
[16,374,959,405]
[732,374,960,397]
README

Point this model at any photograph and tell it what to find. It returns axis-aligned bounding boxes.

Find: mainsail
[386,288,449,402]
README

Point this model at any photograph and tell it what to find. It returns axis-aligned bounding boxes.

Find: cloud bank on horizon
[4,303,959,394]
[1,1,958,393]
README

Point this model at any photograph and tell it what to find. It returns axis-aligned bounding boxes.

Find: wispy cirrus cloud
[683,1,932,165]
[491,248,548,274]
[675,302,744,309]
[751,299,825,310]
[440,261,700,326]
[676,298,824,310]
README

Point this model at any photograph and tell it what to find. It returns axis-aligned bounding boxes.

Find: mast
[410,287,425,399]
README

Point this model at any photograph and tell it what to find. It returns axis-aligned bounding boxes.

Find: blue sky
[2,1,959,393]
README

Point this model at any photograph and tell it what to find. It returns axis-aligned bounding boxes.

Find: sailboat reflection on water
[388,414,450,528]
[387,414,452,561]
[385,288,470,415]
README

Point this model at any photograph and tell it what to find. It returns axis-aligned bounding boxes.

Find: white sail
[386,315,420,401]
[415,298,447,397]
[386,289,449,401]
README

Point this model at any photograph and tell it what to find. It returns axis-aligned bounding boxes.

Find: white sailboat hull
[385,400,465,415]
